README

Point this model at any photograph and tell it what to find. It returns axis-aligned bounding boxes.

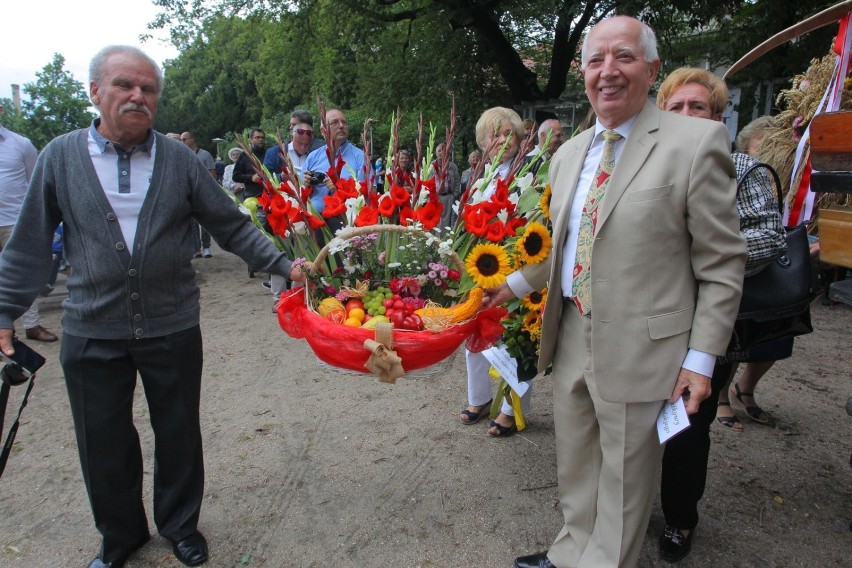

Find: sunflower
[465,243,511,288]
[521,288,548,311]
[516,222,552,265]
[523,311,543,341]
[539,184,552,220]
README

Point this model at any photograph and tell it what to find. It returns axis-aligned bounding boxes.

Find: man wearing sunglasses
[263,109,323,181]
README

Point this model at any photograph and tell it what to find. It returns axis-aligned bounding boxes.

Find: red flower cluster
[258,183,325,237]
[459,177,527,242]
[316,177,444,231]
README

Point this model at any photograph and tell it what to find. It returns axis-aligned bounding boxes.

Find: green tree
[20,54,94,149]
[0,98,27,135]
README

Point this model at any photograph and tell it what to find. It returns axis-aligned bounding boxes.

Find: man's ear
[90,81,100,106]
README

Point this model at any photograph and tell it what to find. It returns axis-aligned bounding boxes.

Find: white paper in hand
[657,396,690,444]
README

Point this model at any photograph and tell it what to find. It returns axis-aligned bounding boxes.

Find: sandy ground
[0,243,849,568]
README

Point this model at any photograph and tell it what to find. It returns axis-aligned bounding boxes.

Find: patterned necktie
[572,129,623,315]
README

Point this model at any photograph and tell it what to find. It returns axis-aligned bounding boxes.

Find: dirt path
[0,244,849,567]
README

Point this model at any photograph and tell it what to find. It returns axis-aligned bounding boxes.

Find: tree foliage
[149,0,847,154]
[13,54,95,150]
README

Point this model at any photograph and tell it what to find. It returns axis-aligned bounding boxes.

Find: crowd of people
[0,13,823,568]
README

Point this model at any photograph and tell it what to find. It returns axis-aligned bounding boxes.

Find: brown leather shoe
[25,325,58,342]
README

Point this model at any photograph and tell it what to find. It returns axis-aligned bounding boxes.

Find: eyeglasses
[293,128,313,136]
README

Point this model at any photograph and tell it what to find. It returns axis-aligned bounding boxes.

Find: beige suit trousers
[547,304,665,568]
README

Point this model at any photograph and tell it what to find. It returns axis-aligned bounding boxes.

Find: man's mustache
[119,103,153,118]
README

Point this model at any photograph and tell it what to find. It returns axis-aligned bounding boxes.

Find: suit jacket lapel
[596,102,661,232]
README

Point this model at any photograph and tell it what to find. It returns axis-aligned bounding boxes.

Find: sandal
[460,400,492,425]
[731,382,770,424]
[488,416,517,437]
[715,401,743,432]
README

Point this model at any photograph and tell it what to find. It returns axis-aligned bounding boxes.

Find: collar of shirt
[590,116,635,161]
[89,119,155,155]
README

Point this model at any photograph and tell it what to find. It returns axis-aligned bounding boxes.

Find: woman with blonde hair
[460,107,531,437]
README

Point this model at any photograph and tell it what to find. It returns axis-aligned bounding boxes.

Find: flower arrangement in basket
[235,97,557,382]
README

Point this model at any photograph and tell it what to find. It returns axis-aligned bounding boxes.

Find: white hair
[537,119,561,138]
[581,17,659,69]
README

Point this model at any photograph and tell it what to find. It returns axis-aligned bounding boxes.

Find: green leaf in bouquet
[517,185,544,216]
[536,160,551,184]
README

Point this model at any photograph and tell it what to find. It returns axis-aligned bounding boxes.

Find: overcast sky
[2,0,178,102]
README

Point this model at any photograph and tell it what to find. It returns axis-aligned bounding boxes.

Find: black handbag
[727,163,814,352]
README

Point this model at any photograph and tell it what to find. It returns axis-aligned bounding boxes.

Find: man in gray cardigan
[0,45,305,568]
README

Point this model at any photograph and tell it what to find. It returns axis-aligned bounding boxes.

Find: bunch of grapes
[363,285,394,317]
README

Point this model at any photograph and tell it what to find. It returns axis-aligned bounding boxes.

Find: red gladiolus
[335,178,358,200]
[463,207,489,237]
[492,179,511,208]
[398,206,415,226]
[415,200,442,231]
[355,206,379,227]
[390,183,410,206]
[377,195,396,218]
[480,200,500,218]
[268,210,290,236]
[323,193,346,218]
[447,269,461,280]
[300,186,312,202]
[304,212,327,230]
[486,219,506,242]
[504,216,527,238]
[420,177,438,202]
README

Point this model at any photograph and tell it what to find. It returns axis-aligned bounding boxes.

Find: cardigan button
[115,242,125,251]
[130,292,140,300]
[128,269,137,277]
[106,212,117,221]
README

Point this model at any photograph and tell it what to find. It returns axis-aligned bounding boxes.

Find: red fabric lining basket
[277,287,506,374]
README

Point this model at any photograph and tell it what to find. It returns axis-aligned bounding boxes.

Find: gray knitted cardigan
[0,128,292,339]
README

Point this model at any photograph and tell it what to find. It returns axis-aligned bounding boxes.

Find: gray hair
[581,17,659,69]
[89,45,163,95]
[735,115,776,153]
[537,118,561,138]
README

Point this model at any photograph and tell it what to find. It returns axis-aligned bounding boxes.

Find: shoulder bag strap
[0,374,36,478]
[737,161,784,217]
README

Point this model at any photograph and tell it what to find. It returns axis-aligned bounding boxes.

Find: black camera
[0,339,46,386]
[305,171,327,184]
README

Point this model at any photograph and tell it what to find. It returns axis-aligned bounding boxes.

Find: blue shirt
[303,141,370,213]
[263,145,284,179]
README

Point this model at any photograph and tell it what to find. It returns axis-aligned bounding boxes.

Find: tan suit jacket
[522,101,746,403]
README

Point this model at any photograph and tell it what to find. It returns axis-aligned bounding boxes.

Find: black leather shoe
[514,551,555,568]
[659,525,693,562]
[171,531,209,566]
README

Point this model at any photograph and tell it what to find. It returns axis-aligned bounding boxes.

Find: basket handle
[310,223,465,275]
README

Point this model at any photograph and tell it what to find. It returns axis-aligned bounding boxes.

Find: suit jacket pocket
[628,184,673,202]
[646,305,695,339]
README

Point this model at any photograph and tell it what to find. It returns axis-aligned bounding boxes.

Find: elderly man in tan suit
[484,16,746,568]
